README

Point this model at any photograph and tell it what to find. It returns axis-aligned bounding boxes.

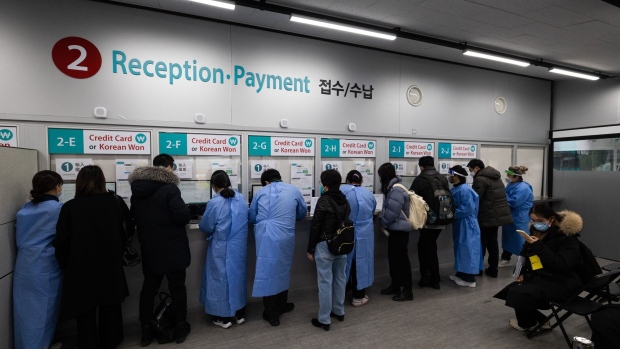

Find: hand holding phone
[516,229,530,239]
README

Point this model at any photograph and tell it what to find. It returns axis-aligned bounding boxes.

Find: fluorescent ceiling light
[549,68,599,81]
[463,50,530,67]
[290,15,396,41]
[189,0,235,10]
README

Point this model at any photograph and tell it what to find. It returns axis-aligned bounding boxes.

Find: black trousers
[349,258,365,299]
[387,230,412,291]
[139,269,187,326]
[480,226,499,274]
[501,251,513,260]
[263,289,288,320]
[417,228,442,283]
[213,306,246,322]
[455,272,476,283]
[76,303,124,349]
[591,305,620,349]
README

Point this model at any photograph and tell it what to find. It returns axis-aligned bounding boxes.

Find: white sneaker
[50,343,63,349]
[454,278,476,288]
[236,317,246,325]
[352,295,369,307]
[213,319,232,329]
[449,275,460,282]
[539,321,551,330]
[498,259,512,268]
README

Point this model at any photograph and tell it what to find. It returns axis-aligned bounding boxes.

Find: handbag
[151,292,175,344]
[323,197,355,255]
[114,194,141,267]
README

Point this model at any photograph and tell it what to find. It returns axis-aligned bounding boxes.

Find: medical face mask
[505,177,512,184]
[532,221,549,232]
[319,185,324,195]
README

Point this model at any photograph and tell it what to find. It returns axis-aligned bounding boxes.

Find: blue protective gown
[502,181,534,255]
[341,184,376,290]
[199,191,248,317]
[13,198,63,349]
[451,184,482,275]
[248,181,307,297]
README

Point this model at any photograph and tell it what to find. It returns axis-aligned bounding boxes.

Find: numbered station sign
[389,141,434,158]
[438,142,477,159]
[248,136,314,157]
[48,128,151,154]
[0,126,18,147]
[321,139,376,158]
[159,133,240,156]
[55,158,94,180]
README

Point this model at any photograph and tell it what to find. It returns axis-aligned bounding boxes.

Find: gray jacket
[380,177,413,232]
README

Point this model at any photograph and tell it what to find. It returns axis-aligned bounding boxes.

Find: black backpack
[323,197,355,255]
[575,238,602,284]
[418,173,455,225]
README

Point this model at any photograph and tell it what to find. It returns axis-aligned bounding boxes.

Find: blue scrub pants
[315,241,347,325]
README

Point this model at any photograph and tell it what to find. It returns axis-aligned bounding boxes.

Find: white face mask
[505,177,512,184]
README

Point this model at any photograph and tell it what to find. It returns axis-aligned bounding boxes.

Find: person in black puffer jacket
[129,154,192,346]
[307,169,350,331]
[467,159,513,278]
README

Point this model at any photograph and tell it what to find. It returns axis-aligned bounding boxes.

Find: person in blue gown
[13,170,64,349]
[248,169,307,326]
[199,170,248,329]
[341,170,376,307]
[448,165,481,288]
[499,166,534,267]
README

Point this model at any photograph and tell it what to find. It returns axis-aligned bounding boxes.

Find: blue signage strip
[48,128,84,154]
[438,142,452,159]
[248,136,271,156]
[321,138,340,158]
[389,140,405,158]
[159,133,187,155]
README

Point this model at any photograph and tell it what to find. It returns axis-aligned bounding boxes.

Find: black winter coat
[54,192,131,319]
[129,166,191,275]
[494,211,583,309]
[471,166,513,227]
[307,190,350,254]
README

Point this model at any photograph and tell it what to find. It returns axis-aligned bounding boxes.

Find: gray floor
[103,262,596,349]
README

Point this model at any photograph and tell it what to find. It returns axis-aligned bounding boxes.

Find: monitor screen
[59,183,76,204]
[178,180,211,204]
[106,182,116,192]
[400,175,416,190]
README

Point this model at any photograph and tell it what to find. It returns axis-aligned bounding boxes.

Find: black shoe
[392,292,414,301]
[485,268,498,278]
[429,282,441,290]
[282,302,295,314]
[381,285,401,295]
[140,325,154,347]
[174,322,191,344]
[330,312,344,322]
[477,270,483,277]
[311,318,330,331]
[263,311,280,326]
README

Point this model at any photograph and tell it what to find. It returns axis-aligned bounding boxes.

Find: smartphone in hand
[516,229,530,239]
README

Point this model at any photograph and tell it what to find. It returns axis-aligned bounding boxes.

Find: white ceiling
[106,0,620,81]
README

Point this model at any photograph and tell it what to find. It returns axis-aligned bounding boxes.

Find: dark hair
[418,156,435,168]
[346,170,363,184]
[211,170,235,198]
[320,169,342,192]
[508,165,528,182]
[467,159,485,170]
[153,154,174,168]
[30,170,63,204]
[75,165,107,197]
[260,169,281,186]
[530,203,563,223]
[378,162,397,194]
[449,165,467,184]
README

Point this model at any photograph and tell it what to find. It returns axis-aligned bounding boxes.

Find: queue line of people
[15,154,577,349]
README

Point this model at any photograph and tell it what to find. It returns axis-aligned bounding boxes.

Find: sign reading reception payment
[48,128,151,154]
[389,141,433,158]
[159,133,240,156]
[0,126,18,147]
[438,143,477,159]
[248,136,314,157]
[321,139,376,158]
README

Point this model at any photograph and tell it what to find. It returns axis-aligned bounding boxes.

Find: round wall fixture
[406,85,423,106]
[494,97,507,114]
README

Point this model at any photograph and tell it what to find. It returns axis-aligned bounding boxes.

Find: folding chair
[527,269,620,349]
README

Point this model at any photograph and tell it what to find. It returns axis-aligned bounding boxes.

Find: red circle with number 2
[52,37,102,79]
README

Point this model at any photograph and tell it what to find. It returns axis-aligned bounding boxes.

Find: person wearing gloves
[447,166,481,288]
[249,169,307,327]
[341,170,376,307]
[377,163,414,302]
[494,204,583,332]
[307,169,351,331]
[13,171,64,349]
[499,166,534,268]
[199,170,248,329]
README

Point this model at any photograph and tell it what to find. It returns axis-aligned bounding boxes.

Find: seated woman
[447,165,481,288]
[199,170,248,329]
[494,203,583,331]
